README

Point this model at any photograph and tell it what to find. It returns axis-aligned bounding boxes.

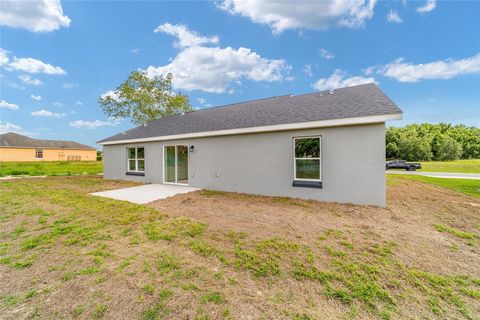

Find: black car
[386,160,422,171]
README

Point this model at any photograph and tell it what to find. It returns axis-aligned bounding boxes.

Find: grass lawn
[1,176,479,319]
[419,159,480,174]
[390,174,480,198]
[0,161,103,177]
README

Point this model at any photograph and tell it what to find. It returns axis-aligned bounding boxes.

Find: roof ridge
[188,94,292,114]
[188,83,375,114]
[98,83,402,144]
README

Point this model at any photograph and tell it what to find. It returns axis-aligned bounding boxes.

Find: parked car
[386,160,422,171]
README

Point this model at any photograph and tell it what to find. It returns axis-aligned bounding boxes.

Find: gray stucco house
[98,83,402,207]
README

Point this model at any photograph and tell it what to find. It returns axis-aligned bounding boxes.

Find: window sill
[292,180,322,189]
[126,171,145,176]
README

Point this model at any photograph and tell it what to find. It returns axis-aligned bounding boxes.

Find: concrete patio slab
[90,184,200,204]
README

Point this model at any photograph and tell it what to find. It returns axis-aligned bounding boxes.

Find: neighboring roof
[0,132,96,150]
[99,83,402,145]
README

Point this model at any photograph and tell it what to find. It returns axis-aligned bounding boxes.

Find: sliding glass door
[164,145,188,185]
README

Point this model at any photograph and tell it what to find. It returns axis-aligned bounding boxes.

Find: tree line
[386,123,480,161]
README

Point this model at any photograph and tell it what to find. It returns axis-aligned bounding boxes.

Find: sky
[0,0,479,148]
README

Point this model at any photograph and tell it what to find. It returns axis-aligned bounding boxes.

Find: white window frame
[35,149,43,159]
[162,145,189,186]
[293,136,322,182]
[126,146,145,172]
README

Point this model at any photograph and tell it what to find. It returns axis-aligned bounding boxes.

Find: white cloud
[218,0,377,34]
[62,82,78,89]
[145,45,289,93]
[100,90,122,102]
[8,57,66,75]
[0,48,9,66]
[196,98,206,104]
[154,23,219,48]
[377,53,480,82]
[145,24,289,93]
[0,0,70,32]
[30,94,42,101]
[1,49,66,75]
[130,48,140,54]
[387,9,402,23]
[69,118,121,129]
[303,64,313,77]
[312,69,376,91]
[319,48,335,60]
[0,99,19,110]
[31,109,66,118]
[5,81,25,90]
[416,0,436,13]
[18,74,43,86]
[52,102,63,107]
[76,101,83,106]
[0,121,22,134]
[363,65,376,75]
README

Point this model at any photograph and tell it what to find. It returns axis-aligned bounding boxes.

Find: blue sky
[1,0,479,148]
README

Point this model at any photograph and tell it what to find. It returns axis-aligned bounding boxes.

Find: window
[68,155,81,161]
[293,137,321,181]
[127,147,145,172]
[35,149,43,159]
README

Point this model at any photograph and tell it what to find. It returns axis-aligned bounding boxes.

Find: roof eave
[98,113,402,146]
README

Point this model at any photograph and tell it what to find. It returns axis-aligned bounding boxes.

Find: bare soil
[0,176,479,320]
[151,178,480,276]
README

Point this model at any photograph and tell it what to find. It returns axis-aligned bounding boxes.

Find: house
[0,132,97,162]
[98,84,402,206]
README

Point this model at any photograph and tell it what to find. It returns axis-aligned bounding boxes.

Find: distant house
[98,84,402,207]
[0,132,97,162]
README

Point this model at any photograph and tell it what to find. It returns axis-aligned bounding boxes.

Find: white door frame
[162,144,189,186]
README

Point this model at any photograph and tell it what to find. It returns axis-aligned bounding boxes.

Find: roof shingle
[0,132,96,150]
[99,83,402,143]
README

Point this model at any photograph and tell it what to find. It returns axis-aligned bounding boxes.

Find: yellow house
[0,132,97,162]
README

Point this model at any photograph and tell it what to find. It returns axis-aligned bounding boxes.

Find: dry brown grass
[1,175,479,320]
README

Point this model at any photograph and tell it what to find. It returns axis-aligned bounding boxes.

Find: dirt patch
[150,178,480,276]
[1,176,479,320]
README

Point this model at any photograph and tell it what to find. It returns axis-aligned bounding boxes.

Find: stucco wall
[0,148,97,162]
[103,123,386,206]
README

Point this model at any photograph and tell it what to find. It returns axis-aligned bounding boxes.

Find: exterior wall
[103,123,386,206]
[0,148,97,162]
[0,148,35,162]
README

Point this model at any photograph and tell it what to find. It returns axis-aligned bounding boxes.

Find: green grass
[435,224,478,240]
[200,292,226,304]
[390,175,480,198]
[0,161,103,177]
[1,176,479,319]
[419,159,480,174]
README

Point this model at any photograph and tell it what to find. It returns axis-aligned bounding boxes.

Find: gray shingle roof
[99,83,402,143]
[0,132,96,150]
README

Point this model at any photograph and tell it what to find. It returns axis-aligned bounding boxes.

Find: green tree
[386,123,479,161]
[386,142,399,159]
[433,135,462,161]
[98,71,191,126]
[396,129,433,161]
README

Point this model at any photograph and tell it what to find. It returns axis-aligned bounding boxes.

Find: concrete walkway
[387,171,480,180]
[90,184,200,204]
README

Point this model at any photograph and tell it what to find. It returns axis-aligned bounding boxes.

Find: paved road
[386,171,480,180]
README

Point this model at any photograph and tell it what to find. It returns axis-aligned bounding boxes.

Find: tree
[433,135,462,161]
[385,123,479,161]
[396,129,432,161]
[386,142,399,159]
[98,71,191,126]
